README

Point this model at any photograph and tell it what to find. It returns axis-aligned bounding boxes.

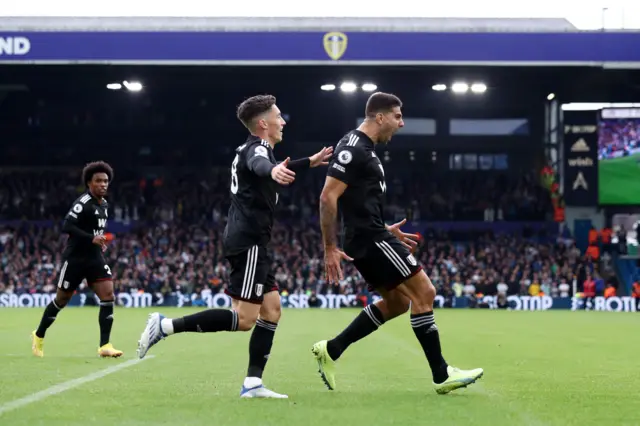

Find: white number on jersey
[230,154,239,194]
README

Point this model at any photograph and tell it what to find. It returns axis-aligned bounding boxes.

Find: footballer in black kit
[223,137,281,303]
[32,161,123,358]
[137,94,332,399]
[327,129,422,290]
[312,92,483,395]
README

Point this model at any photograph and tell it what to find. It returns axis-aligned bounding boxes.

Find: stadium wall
[1,292,636,312]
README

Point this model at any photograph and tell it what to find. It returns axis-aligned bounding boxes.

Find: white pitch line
[0,356,154,416]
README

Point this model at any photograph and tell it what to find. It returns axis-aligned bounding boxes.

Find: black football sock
[35,300,62,338]
[326,304,385,361]
[246,318,278,379]
[98,300,114,347]
[410,311,449,384]
[171,309,239,333]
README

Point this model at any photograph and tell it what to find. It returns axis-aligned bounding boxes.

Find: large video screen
[598,115,640,205]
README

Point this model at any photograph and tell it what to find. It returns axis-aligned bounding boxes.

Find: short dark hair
[81,161,114,186]
[236,94,277,129]
[365,92,403,118]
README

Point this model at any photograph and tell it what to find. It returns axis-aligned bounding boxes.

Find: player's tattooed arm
[319,195,339,249]
[320,176,353,282]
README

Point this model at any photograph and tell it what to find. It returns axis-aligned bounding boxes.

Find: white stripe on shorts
[241,246,259,299]
[56,261,69,289]
[375,241,411,277]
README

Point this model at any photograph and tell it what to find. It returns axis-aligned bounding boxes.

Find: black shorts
[57,256,113,292]
[225,245,278,304]
[349,232,422,292]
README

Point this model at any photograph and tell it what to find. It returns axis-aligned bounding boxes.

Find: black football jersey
[223,135,279,256]
[62,192,109,258]
[326,130,388,247]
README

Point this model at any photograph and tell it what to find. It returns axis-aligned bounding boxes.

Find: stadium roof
[0,16,579,32]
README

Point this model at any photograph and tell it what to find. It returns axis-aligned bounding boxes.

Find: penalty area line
[0,355,154,416]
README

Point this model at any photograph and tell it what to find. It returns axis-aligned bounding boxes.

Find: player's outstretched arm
[270,158,296,185]
[247,146,296,185]
[319,176,353,283]
[285,146,334,172]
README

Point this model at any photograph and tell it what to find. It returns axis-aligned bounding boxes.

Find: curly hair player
[31,161,122,358]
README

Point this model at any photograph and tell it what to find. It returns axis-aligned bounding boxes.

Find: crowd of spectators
[0,169,551,224]
[0,167,592,300]
[0,218,597,301]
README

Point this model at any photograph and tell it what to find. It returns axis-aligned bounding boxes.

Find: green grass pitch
[0,308,638,426]
[598,153,640,205]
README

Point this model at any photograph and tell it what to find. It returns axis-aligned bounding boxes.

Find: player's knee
[100,288,115,301]
[54,297,69,309]
[94,281,114,300]
[425,278,437,301]
[54,292,72,308]
[236,309,259,332]
[258,290,281,323]
[406,273,436,310]
[260,300,281,323]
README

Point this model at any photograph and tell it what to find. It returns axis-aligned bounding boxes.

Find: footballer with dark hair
[31,161,122,358]
[137,94,333,398]
[312,92,484,394]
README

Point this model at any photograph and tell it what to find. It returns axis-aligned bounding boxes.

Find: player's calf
[137,304,247,359]
[396,272,449,384]
[32,290,72,357]
[246,292,281,378]
[92,279,123,357]
[34,290,72,339]
[311,298,396,391]
[98,299,115,347]
[396,271,484,393]
[34,298,64,340]
[324,304,385,362]
[324,288,408,362]
[240,292,283,397]
[97,299,123,358]
[167,308,242,334]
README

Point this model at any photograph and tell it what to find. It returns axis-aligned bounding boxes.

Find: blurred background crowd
[0,169,607,301]
[0,64,638,304]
